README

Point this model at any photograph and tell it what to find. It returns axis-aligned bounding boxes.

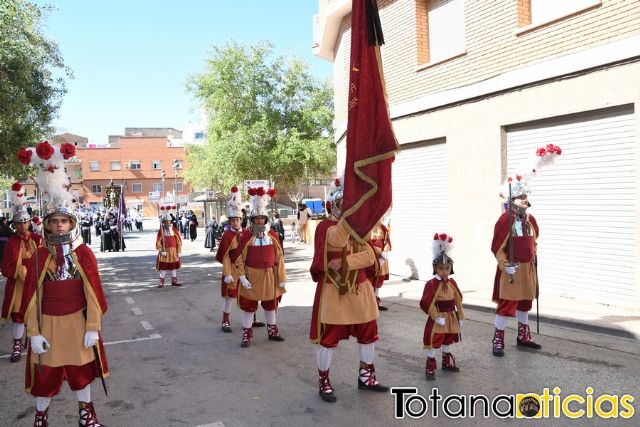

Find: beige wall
[336,62,640,308]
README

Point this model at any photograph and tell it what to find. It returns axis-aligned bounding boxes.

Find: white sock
[242,311,254,328]
[36,397,51,411]
[495,314,508,330]
[159,270,166,279]
[12,323,25,340]
[359,343,375,364]
[426,349,436,358]
[316,346,333,371]
[171,269,177,278]
[264,309,276,325]
[374,287,380,297]
[76,384,91,403]
[516,310,529,325]
[442,345,450,353]
[223,297,234,313]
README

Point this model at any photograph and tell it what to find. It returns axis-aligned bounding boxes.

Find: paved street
[1,223,639,426]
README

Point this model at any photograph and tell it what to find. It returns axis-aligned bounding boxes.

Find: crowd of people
[0,140,559,425]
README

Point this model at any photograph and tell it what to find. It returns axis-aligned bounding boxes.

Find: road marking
[1,334,163,357]
[125,297,135,304]
[131,307,143,316]
[140,320,154,330]
[103,335,162,346]
[193,422,225,427]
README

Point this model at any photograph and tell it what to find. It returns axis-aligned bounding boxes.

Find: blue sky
[37,1,333,144]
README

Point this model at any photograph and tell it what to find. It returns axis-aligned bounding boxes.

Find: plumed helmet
[247,186,276,219]
[432,232,455,275]
[227,185,243,219]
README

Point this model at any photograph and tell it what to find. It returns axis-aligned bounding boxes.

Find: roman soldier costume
[156,205,182,288]
[491,144,562,356]
[420,233,464,380]
[1,182,43,363]
[214,186,244,333]
[17,141,108,427]
[235,186,286,348]
[366,220,391,311]
[310,178,388,403]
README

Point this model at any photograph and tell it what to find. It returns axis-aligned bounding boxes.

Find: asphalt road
[0,224,638,426]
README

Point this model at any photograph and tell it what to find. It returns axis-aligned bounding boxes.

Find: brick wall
[330,0,640,130]
[78,137,189,216]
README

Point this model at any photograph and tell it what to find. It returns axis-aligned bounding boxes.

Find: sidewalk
[285,240,640,341]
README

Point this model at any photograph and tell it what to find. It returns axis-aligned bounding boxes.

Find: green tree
[0,0,70,177]
[185,40,335,191]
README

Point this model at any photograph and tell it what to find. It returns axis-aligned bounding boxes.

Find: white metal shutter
[506,105,636,307]
[389,140,448,280]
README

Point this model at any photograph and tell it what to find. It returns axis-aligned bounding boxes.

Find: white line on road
[193,423,225,427]
[140,320,154,330]
[125,297,135,304]
[103,335,162,346]
[131,307,143,316]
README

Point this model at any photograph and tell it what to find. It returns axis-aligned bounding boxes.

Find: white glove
[434,317,446,326]
[30,335,49,354]
[378,257,386,267]
[161,251,167,257]
[239,275,252,289]
[224,275,233,284]
[278,282,286,289]
[84,331,99,348]
[459,319,464,327]
[505,264,518,275]
[380,251,389,260]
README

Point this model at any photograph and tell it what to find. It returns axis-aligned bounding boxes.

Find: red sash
[42,278,86,316]
[511,235,535,263]
[436,300,455,312]
[163,235,177,248]
[245,245,276,269]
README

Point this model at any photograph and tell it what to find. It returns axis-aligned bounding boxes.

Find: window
[91,184,102,194]
[110,161,121,171]
[151,160,162,170]
[416,0,466,66]
[152,183,162,192]
[172,159,183,170]
[175,182,184,192]
[524,0,600,27]
[194,131,205,140]
[89,161,100,172]
[132,183,142,193]
[129,161,141,170]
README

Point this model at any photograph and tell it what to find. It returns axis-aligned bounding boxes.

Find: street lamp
[161,169,166,207]
[172,159,180,210]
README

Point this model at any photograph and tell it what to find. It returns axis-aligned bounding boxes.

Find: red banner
[342,0,398,242]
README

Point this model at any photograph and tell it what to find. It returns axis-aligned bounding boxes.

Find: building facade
[314,0,640,309]
[79,136,189,217]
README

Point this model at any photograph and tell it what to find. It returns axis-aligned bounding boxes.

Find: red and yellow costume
[236,228,286,312]
[420,277,464,349]
[215,229,242,299]
[22,244,109,396]
[310,218,377,347]
[156,225,182,271]
[491,212,539,316]
[1,232,42,323]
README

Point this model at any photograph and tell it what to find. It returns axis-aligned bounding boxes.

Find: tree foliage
[184,40,335,191]
[0,0,70,178]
